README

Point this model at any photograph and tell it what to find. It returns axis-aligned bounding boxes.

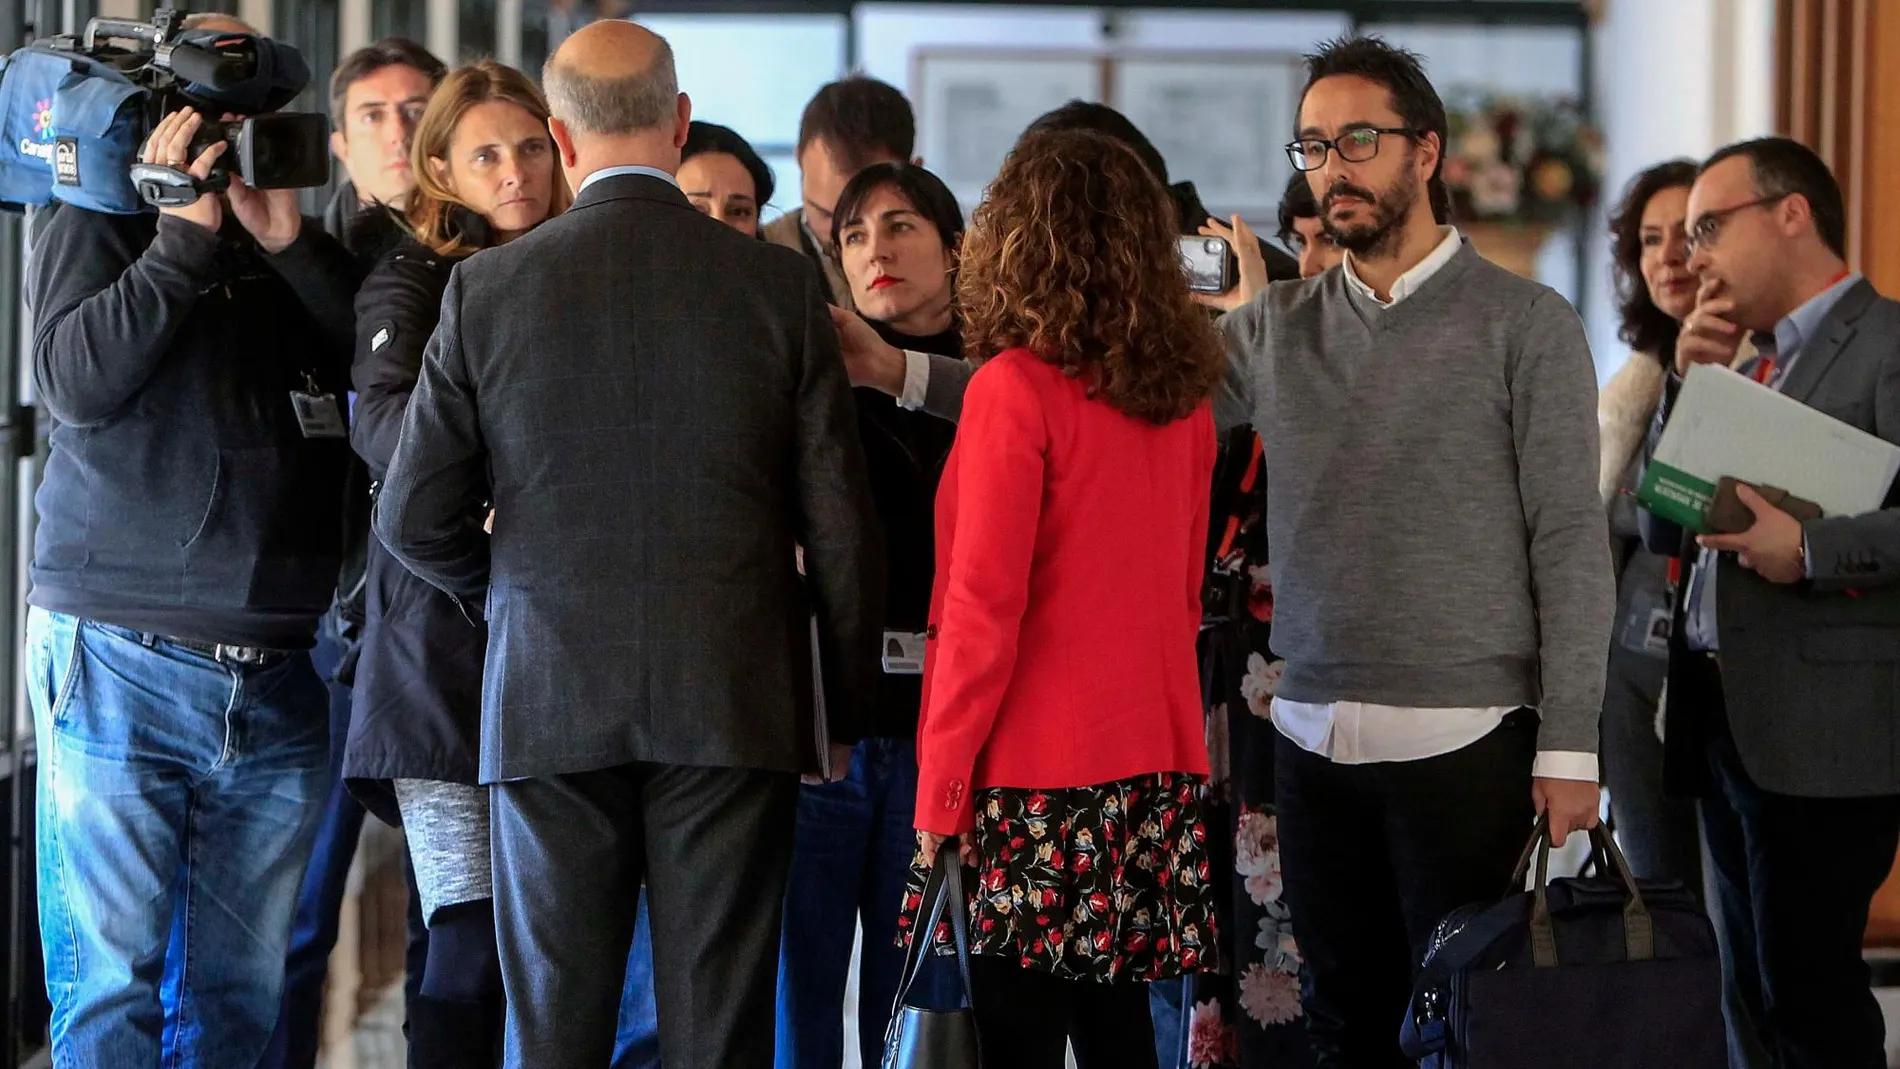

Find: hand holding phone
[1190,216,1270,312]
[1181,234,1238,296]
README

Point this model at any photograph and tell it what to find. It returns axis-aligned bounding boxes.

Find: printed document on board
[1636,363,1900,533]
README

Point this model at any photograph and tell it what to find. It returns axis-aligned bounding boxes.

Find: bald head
[543,20,679,137]
[183,13,258,34]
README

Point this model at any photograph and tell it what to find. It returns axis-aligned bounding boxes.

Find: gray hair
[543,36,679,137]
[183,12,259,33]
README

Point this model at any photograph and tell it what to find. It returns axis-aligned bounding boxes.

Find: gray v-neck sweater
[1215,242,1614,754]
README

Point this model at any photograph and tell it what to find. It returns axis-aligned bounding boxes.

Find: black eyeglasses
[1285,127,1419,172]
[1685,194,1786,256]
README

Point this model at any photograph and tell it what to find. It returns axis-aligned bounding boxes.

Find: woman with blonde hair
[901,128,1225,1067]
[343,58,568,1066]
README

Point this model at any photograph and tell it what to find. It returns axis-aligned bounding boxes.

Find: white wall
[1589,0,1775,380]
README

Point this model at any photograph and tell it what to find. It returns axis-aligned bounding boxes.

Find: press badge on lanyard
[291,372,348,439]
[882,630,927,675]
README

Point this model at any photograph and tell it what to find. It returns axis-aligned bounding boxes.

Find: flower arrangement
[1440,89,1604,225]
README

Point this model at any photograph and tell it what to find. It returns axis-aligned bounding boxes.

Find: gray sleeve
[920,352,974,423]
[1511,292,1616,754]
[1215,299,1263,434]
[1805,339,1900,591]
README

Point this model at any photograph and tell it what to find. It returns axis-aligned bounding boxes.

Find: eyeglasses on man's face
[1284,126,1420,173]
[1684,193,1787,257]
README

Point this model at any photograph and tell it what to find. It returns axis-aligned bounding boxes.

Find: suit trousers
[1695,661,1900,1069]
[491,762,799,1069]
[1274,711,1537,1069]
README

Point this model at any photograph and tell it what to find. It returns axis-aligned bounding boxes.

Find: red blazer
[915,348,1215,835]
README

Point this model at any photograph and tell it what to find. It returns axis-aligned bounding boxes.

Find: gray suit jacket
[374,174,884,783]
[1649,279,1900,798]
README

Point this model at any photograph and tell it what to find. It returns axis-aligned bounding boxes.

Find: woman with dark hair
[679,120,774,237]
[346,60,568,1066]
[1600,158,1736,893]
[901,129,1223,1067]
[775,161,964,1069]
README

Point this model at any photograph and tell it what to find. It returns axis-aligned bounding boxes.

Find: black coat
[25,206,357,649]
[343,233,484,822]
[859,320,960,740]
[321,183,407,673]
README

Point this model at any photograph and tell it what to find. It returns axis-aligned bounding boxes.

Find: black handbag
[1400,816,1724,1068]
[881,847,983,1069]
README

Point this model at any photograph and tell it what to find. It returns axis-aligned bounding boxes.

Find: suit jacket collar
[1780,277,1879,404]
[569,171,691,214]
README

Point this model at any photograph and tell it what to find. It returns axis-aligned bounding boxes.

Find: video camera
[0,7,329,215]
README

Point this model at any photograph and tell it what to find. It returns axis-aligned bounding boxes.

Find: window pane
[459,0,497,64]
[373,0,429,46]
[631,14,847,151]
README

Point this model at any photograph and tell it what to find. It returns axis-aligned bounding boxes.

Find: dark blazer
[1645,279,1900,799]
[344,236,484,821]
[374,173,884,782]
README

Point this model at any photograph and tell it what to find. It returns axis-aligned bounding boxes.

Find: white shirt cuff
[898,349,930,410]
[1532,750,1599,782]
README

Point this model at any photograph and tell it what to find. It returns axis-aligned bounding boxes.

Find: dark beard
[1320,176,1419,260]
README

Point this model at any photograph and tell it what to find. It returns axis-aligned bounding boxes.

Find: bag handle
[889,843,977,1017]
[1519,815,1655,968]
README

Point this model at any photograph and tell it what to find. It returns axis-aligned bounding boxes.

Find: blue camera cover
[0,45,146,213]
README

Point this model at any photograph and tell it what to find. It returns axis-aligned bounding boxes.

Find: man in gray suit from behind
[373,20,882,1068]
[1643,137,1900,1069]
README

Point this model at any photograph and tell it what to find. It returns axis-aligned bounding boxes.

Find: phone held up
[1180,234,1238,295]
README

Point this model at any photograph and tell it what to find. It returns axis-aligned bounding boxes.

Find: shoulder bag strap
[888,847,977,1017]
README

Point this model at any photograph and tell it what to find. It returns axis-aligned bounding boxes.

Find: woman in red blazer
[898,129,1228,1067]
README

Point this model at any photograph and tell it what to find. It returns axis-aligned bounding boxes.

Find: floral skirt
[898,772,1220,984]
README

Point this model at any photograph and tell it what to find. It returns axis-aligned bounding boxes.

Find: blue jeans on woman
[776,737,955,1068]
[27,608,329,1069]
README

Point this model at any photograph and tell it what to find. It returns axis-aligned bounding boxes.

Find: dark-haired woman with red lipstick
[773,161,965,1067]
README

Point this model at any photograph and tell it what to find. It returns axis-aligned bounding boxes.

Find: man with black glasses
[1206,37,1611,1065]
[1646,137,1900,1069]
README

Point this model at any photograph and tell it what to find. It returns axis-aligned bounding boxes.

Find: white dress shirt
[898,349,934,410]
[1268,226,1597,782]
[576,164,680,195]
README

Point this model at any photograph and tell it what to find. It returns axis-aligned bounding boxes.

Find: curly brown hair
[1608,158,1698,365]
[957,129,1225,424]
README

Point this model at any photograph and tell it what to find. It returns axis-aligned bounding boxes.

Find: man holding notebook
[1645,136,1900,1069]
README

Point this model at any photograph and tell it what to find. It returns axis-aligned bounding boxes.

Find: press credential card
[1637,363,1900,533]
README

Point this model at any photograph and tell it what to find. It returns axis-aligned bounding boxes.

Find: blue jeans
[254,618,367,1069]
[776,737,954,1069]
[1149,977,1187,1068]
[28,608,329,1069]
[612,895,661,1069]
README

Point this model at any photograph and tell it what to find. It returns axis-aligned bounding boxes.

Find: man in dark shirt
[255,38,447,1069]
[23,53,357,1066]
[762,76,916,309]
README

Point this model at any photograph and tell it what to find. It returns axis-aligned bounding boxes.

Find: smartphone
[1180,234,1237,294]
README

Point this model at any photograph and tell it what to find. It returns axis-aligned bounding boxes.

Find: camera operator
[23,95,358,1065]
